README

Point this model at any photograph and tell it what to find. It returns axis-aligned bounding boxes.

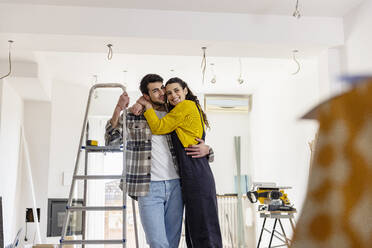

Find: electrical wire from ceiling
[0,40,14,80]
[201,47,207,84]
[107,44,113,60]
[292,50,301,75]
[293,0,301,19]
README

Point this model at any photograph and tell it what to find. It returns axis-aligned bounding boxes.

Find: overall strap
[195,102,206,138]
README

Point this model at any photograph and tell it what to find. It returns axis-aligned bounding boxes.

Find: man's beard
[149,98,165,106]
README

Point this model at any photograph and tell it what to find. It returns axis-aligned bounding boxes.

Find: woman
[137,77,222,248]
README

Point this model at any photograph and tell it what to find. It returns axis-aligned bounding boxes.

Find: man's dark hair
[139,74,163,95]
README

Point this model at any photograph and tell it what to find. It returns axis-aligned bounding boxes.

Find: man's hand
[185,138,210,158]
[111,93,129,128]
[116,92,130,111]
[130,103,144,116]
[136,96,152,110]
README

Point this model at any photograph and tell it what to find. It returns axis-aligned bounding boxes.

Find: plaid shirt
[105,110,214,198]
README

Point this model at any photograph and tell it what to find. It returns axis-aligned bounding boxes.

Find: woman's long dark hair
[165,77,210,129]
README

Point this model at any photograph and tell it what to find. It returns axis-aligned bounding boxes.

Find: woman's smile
[166,82,188,106]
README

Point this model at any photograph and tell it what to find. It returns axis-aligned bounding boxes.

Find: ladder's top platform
[81,145,123,153]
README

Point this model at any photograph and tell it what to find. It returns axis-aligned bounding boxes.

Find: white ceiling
[0,0,361,99]
[0,0,364,17]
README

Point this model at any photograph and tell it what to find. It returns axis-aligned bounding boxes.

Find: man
[105,74,214,248]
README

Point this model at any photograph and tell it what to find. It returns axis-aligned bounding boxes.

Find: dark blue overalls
[171,104,222,248]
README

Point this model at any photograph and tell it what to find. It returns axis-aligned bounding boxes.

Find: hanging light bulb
[293,0,301,19]
[210,63,216,84]
[93,75,99,99]
[170,69,175,77]
[237,58,244,84]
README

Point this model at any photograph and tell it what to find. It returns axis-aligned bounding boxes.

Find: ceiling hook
[0,40,15,80]
[107,44,113,60]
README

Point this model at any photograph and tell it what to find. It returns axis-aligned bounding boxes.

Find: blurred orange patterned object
[292,78,372,248]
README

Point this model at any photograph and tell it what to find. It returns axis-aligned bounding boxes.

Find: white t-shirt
[150,110,180,181]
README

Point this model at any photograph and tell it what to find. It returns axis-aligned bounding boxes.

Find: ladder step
[81,145,123,153]
[61,239,125,245]
[74,175,123,180]
[67,206,125,211]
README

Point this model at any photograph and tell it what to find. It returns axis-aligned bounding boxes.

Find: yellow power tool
[247,182,295,212]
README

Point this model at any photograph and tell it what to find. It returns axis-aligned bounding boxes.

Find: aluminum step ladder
[59,83,139,248]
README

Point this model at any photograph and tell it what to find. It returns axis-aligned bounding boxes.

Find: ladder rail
[122,109,127,248]
[60,83,133,247]
[60,85,95,240]
[81,122,89,248]
[132,198,139,247]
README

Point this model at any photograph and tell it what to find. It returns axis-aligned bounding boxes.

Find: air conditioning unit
[204,94,252,113]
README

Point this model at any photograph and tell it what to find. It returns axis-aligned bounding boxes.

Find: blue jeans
[138,179,183,248]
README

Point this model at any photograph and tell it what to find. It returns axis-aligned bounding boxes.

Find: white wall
[250,59,319,206]
[47,81,126,197]
[318,48,345,101]
[0,81,24,245]
[343,0,372,74]
[47,81,88,199]
[241,58,318,242]
[18,101,52,245]
[206,112,251,194]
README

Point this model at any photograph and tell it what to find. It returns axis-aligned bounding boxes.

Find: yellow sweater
[144,100,205,147]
